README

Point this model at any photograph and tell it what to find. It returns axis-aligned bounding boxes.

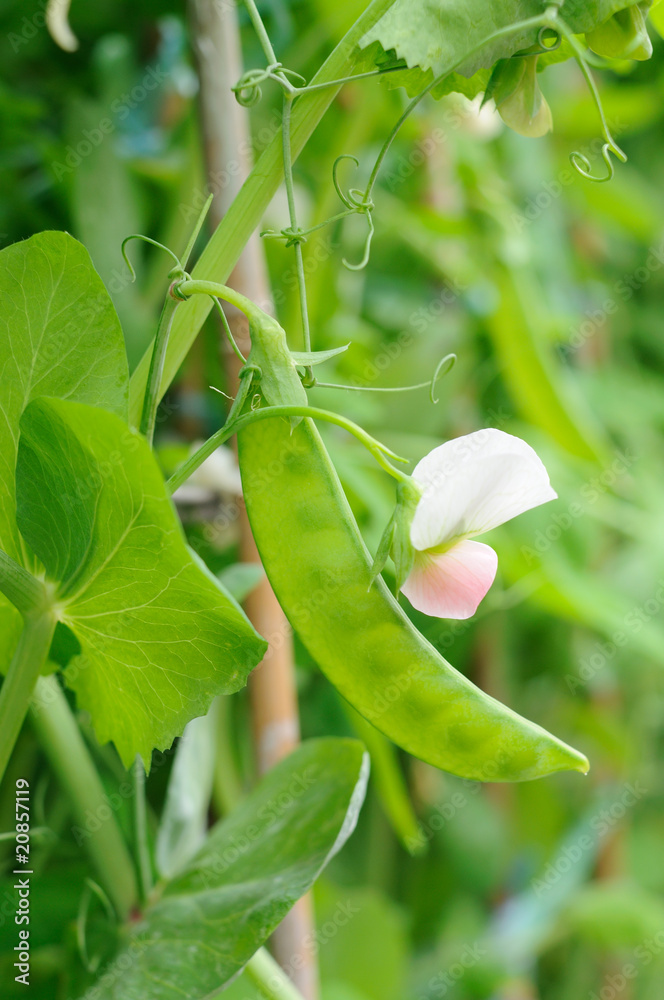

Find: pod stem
[167,403,411,496]
[174,278,272,326]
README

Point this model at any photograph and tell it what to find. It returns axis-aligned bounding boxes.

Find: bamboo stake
[189,4,318,996]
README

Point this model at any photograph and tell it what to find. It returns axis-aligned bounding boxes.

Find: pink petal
[401,540,498,620]
[410,428,557,551]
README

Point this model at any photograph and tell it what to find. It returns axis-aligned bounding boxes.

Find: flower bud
[391,480,421,594]
[586,4,653,61]
[486,55,553,138]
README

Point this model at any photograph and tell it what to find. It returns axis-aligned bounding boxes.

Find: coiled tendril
[259,155,375,269]
[232,64,305,106]
[332,155,375,271]
[545,11,628,183]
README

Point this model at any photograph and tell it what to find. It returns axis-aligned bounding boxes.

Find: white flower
[400,429,557,619]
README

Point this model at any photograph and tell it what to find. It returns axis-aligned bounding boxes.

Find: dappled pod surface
[238,414,588,782]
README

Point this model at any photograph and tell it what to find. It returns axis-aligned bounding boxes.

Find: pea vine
[0,0,654,998]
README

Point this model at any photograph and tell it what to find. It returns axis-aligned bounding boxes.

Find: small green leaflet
[16,397,267,767]
[358,0,648,100]
[84,738,369,1000]
[290,344,351,366]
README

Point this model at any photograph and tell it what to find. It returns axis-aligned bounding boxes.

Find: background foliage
[1,0,663,997]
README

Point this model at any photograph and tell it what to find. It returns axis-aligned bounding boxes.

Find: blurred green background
[1,1,664,998]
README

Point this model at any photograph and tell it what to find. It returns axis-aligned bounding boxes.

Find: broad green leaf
[16,397,267,766]
[359,0,647,99]
[0,232,129,674]
[85,738,369,1000]
[0,231,128,566]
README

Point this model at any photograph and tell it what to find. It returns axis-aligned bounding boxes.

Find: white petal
[401,540,498,620]
[410,428,557,550]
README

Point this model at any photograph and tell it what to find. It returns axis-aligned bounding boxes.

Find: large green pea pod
[238,414,588,782]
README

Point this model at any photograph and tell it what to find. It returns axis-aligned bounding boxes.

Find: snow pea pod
[238,413,588,782]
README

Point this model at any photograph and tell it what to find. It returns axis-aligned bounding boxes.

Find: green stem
[280,94,313,368]
[245,948,307,1000]
[0,612,56,784]
[133,756,153,900]
[263,208,356,241]
[292,65,406,96]
[363,13,551,205]
[29,676,138,918]
[243,0,278,65]
[128,0,398,426]
[140,295,180,444]
[167,403,409,495]
[548,12,625,173]
[0,550,47,617]
[175,279,269,325]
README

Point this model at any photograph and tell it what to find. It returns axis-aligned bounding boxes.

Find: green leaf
[85,738,369,1000]
[290,344,351,365]
[16,397,267,766]
[0,231,128,566]
[0,232,129,674]
[358,0,648,99]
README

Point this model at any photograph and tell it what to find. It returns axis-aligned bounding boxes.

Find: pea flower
[377,429,557,620]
